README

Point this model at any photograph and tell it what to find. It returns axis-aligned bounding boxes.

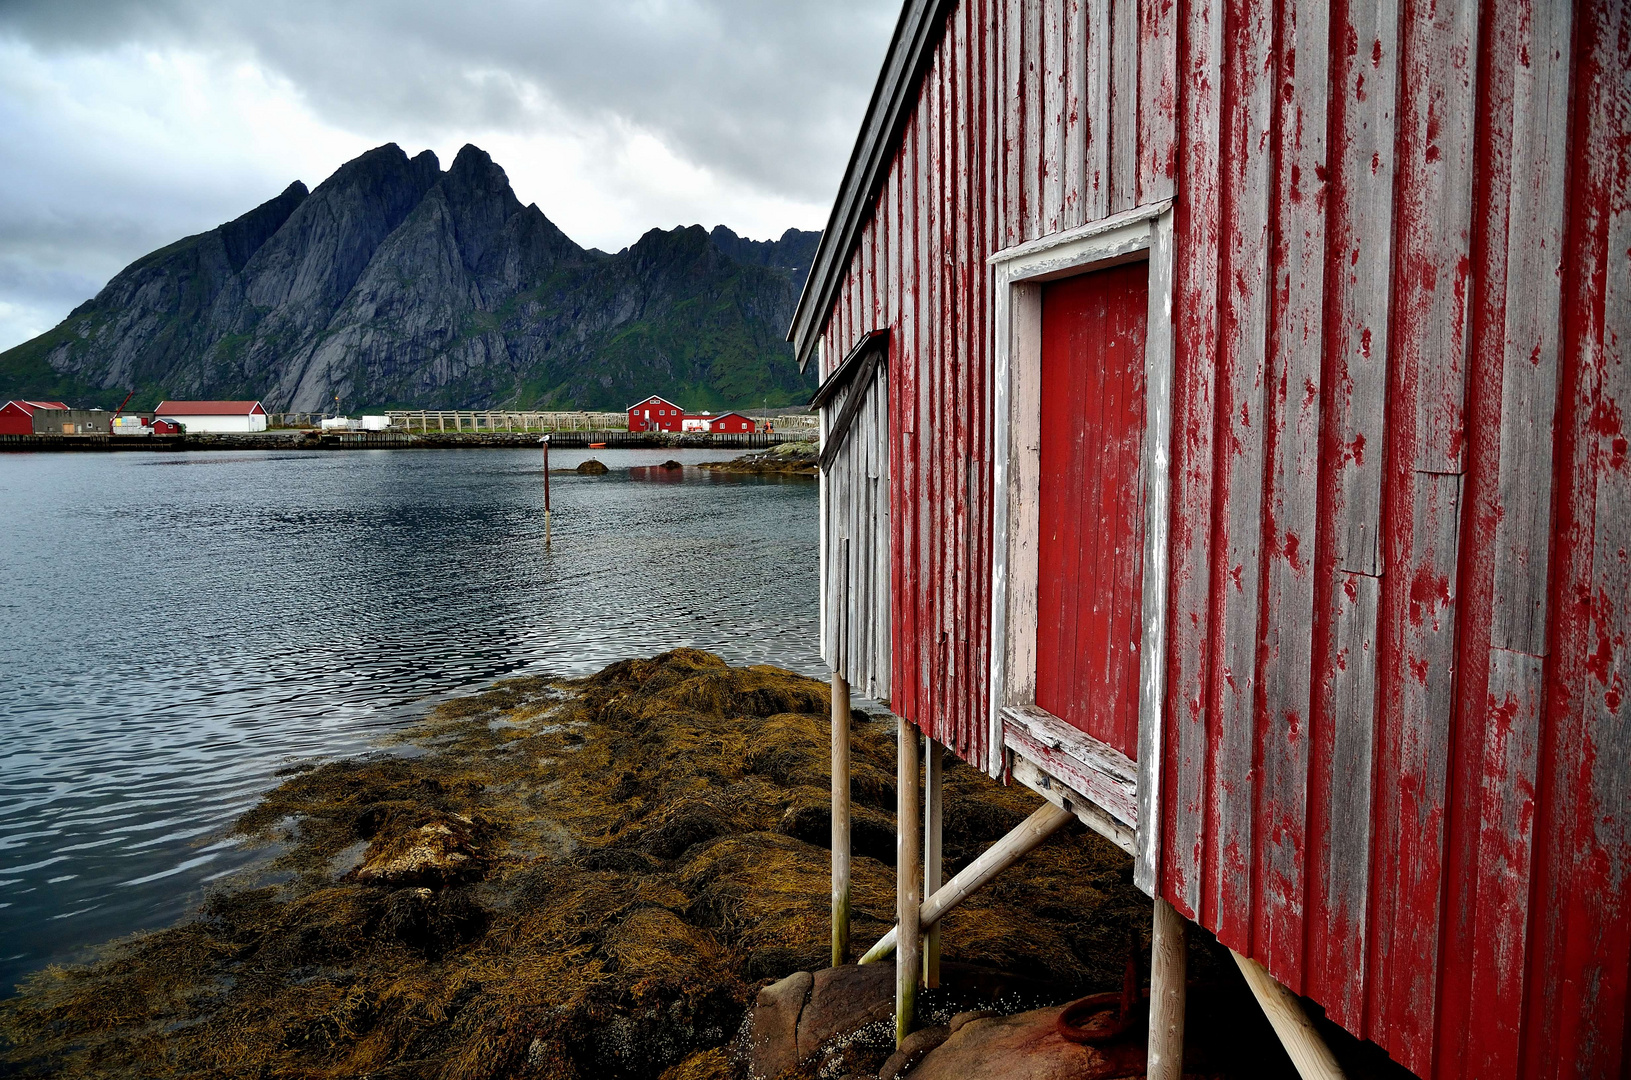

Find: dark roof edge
[809,329,890,411]
[786,0,957,372]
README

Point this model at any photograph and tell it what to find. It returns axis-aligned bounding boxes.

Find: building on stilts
[793,0,1631,1075]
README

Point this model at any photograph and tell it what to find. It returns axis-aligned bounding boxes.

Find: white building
[153,400,269,433]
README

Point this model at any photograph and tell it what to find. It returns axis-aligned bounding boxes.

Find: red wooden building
[795,0,1629,1076]
[0,400,70,435]
[627,395,687,432]
[698,411,755,434]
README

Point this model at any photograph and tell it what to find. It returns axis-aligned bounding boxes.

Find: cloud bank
[0,0,896,350]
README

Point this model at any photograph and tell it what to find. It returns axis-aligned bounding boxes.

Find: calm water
[0,446,821,993]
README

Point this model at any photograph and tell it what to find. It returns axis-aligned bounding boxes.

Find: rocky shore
[0,652,1336,1080]
[700,441,818,476]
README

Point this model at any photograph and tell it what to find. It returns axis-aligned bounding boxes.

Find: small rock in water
[660,459,683,470]
[577,458,609,475]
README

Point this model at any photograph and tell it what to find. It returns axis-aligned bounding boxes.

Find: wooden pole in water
[895,718,921,1046]
[541,435,551,541]
[1147,897,1188,1080]
[830,669,851,967]
[922,735,942,988]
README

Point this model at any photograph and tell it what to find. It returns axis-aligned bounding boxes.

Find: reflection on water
[0,446,820,993]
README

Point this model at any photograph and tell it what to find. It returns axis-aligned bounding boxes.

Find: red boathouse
[795,0,1629,1076]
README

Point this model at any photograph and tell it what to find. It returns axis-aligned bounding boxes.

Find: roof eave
[786,0,957,373]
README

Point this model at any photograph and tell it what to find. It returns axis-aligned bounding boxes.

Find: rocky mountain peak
[0,143,822,413]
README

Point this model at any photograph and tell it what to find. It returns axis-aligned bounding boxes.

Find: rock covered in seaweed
[0,649,1160,1080]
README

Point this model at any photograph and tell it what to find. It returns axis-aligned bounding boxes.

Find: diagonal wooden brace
[859,802,1076,965]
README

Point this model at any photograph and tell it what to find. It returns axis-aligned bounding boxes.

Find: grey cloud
[0,0,897,203]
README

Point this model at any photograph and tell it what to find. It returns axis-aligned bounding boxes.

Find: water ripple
[0,447,821,992]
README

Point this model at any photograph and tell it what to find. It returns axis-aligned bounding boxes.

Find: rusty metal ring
[1055,990,1139,1045]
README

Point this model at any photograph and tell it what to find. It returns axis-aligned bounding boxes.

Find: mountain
[0,144,821,412]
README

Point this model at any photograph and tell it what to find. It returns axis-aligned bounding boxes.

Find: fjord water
[0,447,821,994]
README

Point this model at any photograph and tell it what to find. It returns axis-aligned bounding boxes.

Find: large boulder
[910,1006,1147,1080]
[747,970,812,1080]
[796,963,896,1060]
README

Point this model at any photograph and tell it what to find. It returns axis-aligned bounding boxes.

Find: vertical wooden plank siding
[1253,0,1329,990]
[804,0,1630,1076]
[1161,0,1224,922]
[1204,0,1274,952]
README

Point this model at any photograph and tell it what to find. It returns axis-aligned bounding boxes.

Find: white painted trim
[985,203,1177,901]
[987,198,1172,269]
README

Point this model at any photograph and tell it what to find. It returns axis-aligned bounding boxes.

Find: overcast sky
[0,0,897,351]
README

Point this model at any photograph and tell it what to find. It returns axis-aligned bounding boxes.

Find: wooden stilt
[1230,950,1346,1080]
[860,802,1074,963]
[922,736,943,988]
[1147,897,1187,1080]
[830,669,852,967]
[895,718,922,1047]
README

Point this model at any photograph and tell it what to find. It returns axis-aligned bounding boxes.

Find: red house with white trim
[626,395,687,432]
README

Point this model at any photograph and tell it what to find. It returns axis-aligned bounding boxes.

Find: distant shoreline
[0,430,817,454]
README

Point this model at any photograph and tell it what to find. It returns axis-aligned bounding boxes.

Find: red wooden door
[1035,261,1149,759]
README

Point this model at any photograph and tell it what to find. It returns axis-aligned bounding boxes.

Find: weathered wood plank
[1134,208,1176,896]
[1466,647,1542,1075]
[1003,704,1139,825]
[1377,470,1462,1071]
[1085,0,1111,222]
[1041,0,1066,234]
[1135,0,1176,203]
[1207,0,1274,953]
[1391,0,1479,477]
[1162,0,1223,919]
[1489,0,1573,656]
[1568,41,1631,1062]
[1022,0,1044,240]
[1108,0,1136,211]
[1004,0,1024,249]
[1064,0,1088,229]
[1011,755,1136,852]
[1253,0,1331,989]
[1321,570,1380,1032]
[1329,0,1401,576]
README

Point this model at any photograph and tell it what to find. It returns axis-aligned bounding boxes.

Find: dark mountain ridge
[1,143,819,412]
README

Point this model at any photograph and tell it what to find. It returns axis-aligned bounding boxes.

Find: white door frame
[985,200,1175,895]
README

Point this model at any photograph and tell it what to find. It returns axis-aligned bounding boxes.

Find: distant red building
[697,411,754,434]
[628,395,757,434]
[0,400,70,435]
[626,395,687,432]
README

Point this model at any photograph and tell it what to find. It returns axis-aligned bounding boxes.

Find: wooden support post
[895,718,922,1047]
[922,736,942,988]
[1148,898,1187,1080]
[1230,951,1346,1080]
[831,669,852,967]
[860,802,1074,963]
